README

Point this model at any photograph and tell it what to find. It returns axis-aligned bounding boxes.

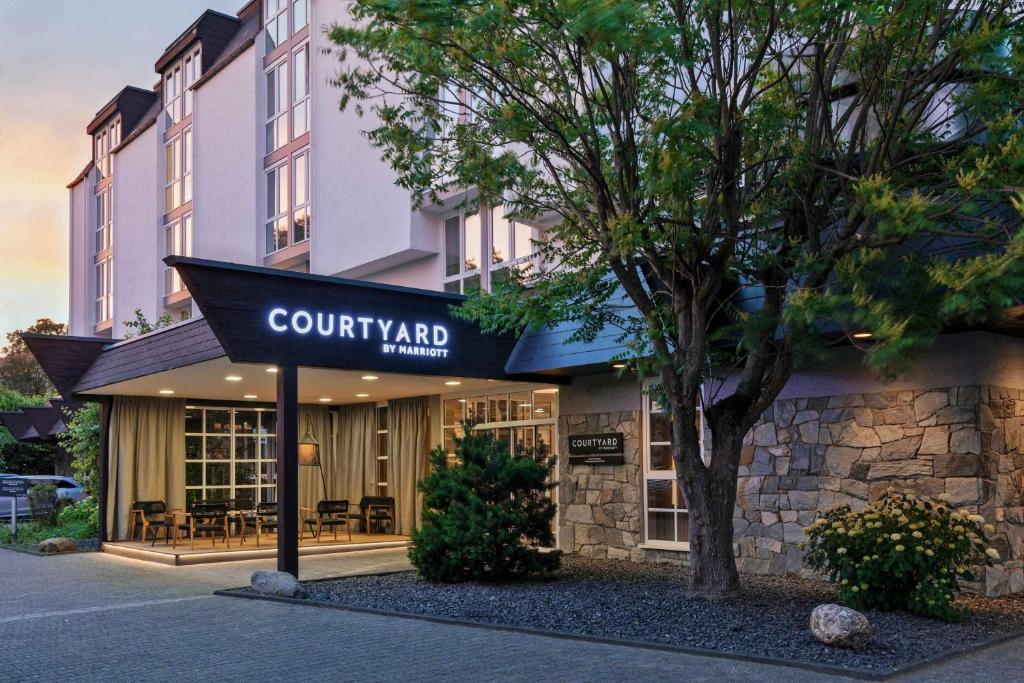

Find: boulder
[810,604,872,649]
[250,570,306,598]
[37,537,77,554]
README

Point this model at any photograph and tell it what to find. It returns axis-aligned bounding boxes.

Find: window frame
[95,188,112,254]
[265,161,290,254]
[185,406,278,508]
[291,148,311,245]
[641,381,703,551]
[264,0,290,52]
[94,117,120,180]
[94,257,113,324]
[265,59,289,154]
[488,204,539,283]
[291,43,310,138]
[441,209,483,294]
[164,213,193,297]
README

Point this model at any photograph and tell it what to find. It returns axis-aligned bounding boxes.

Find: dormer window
[164,46,201,126]
[94,117,121,180]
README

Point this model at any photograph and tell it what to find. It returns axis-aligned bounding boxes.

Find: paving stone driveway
[0,548,1021,682]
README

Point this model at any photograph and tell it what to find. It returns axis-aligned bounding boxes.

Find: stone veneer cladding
[557,383,1024,594]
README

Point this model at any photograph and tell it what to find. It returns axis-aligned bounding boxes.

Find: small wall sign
[568,433,624,465]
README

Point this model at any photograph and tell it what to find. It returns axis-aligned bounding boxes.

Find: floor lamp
[298,411,328,500]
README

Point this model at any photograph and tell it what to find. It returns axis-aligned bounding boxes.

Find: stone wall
[557,410,644,560]
[734,385,1024,595]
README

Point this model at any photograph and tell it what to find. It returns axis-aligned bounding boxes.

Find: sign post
[567,433,625,466]
[1,478,28,543]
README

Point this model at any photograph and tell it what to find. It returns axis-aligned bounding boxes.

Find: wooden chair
[241,502,278,547]
[350,496,396,535]
[129,500,176,546]
[228,497,255,540]
[174,501,230,549]
[301,500,352,542]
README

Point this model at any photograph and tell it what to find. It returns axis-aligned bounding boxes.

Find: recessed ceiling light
[445,380,461,386]
[458,398,466,403]
[243,394,258,399]
[225,375,243,382]
[361,375,379,381]
[355,393,370,398]
[853,331,873,339]
[266,367,278,373]
[158,389,174,395]
[319,397,332,402]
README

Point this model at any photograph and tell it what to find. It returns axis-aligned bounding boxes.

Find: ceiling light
[318,397,332,403]
[445,381,461,386]
[225,375,243,382]
[611,363,627,369]
[355,393,370,398]
[458,398,466,403]
[361,375,379,381]
[158,389,174,395]
[266,367,278,374]
[243,394,258,399]
[853,331,873,339]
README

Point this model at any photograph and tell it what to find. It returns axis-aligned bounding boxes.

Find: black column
[97,399,112,543]
[276,365,299,577]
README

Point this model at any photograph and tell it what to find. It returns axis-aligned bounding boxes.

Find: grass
[0,519,97,545]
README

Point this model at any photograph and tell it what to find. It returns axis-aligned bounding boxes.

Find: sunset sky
[0,0,239,343]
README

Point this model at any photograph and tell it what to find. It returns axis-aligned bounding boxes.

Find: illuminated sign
[267,307,450,359]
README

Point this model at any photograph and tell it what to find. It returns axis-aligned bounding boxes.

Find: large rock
[250,570,306,598]
[810,604,872,649]
[37,537,77,554]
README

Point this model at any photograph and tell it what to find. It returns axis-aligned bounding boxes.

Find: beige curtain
[334,403,376,505]
[106,396,186,540]
[389,396,430,535]
[297,404,334,512]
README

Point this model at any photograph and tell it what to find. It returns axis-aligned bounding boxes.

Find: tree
[330,1,1024,596]
[0,318,66,397]
[122,309,174,339]
[0,387,56,475]
[57,403,100,497]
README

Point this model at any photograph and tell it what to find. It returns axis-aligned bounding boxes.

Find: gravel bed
[283,557,1024,674]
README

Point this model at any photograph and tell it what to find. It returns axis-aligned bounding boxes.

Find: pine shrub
[410,428,560,582]
[803,490,998,621]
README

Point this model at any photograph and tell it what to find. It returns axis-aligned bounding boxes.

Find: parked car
[0,475,85,519]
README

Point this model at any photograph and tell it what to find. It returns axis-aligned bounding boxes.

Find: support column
[277,365,299,577]
[97,399,112,543]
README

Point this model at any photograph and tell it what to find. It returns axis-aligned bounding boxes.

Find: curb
[212,579,1024,682]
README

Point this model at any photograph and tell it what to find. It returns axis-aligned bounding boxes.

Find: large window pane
[466,397,487,423]
[205,410,231,434]
[235,462,258,487]
[648,511,675,541]
[464,211,480,271]
[185,436,203,460]
[491,206,509,264]
[650,411,672,444]
[235,437,257,460]
[649,444,674,471]
[488,394,509,422]
[514,221,534,260]
[444,217,461,277]
[532,389,557,418]
[206,462,230,486]
[510,392,531,421]
[443,399,463,426]
[185,409,202,433]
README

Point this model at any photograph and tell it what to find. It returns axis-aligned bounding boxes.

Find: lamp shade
[298,417,320,466]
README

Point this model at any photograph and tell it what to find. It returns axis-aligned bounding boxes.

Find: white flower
[986,548,1000,560]
[969,514,985,524]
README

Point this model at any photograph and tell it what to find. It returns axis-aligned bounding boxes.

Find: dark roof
[22,334,110,400]
[154,10,240,75]
[20,406,65,439]
[86,86,158,136]
[0,411,39,441]
[192,2,261,89]
[75,318,226,392]
[111,94,162,154]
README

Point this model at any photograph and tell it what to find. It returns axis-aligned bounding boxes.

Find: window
[185,407,278,509]
[164,65,182,125]
[292,0,309,31]
[164,214,193,296]
[442,388,558,461]
[164,136,183,213]
[642,387,702,548]
[265,0,290,51]
[94,118,120,180]
[442,211,482,293]
[292,150,310,243]
[489,204,538,287]
[95,257,112,324]
[183,48,201,117]
[183,129,193,204]
[95,189,112,253]
[266,162,289,253]
[375,405,389,496]
[292,43,310,138]
[266,61,289,153]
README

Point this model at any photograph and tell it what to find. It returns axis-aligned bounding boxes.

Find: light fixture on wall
[298,411,328,498]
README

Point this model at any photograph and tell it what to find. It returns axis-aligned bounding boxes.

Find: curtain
[389,396,430,535]
[333,403,376,506]
[106,396,186,540]
[297,404,334,512]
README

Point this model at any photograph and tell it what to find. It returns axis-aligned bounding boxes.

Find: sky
[0,0,240,343]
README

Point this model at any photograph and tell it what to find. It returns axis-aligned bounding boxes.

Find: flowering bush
[803,491,997,621]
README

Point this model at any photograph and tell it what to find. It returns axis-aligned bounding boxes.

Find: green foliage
[410,427,560,582]
[57,497,99,538]
[0,388,59,475]
[0,519,96,545]
[122,309,174,339]
[26,483,65,526]
[0,318,66,396]
[58,403,101,497]
[803,491,996,621]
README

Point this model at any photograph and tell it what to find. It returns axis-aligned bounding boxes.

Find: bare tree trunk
[683,455,742,598]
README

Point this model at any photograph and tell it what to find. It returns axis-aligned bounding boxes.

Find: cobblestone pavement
[1,548,1021,682]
